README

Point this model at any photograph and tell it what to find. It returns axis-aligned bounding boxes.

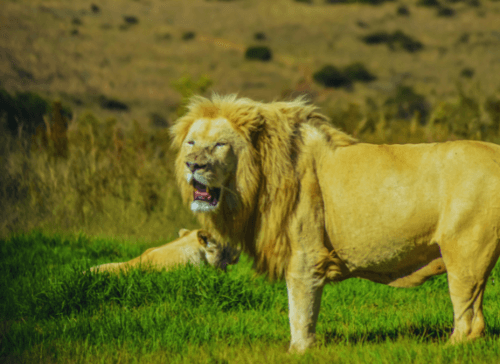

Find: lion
[90,229,240,274]
[171,94,500,352]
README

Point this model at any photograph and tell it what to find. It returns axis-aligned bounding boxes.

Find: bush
[182,31,196,41]
[362,31,423,53]
[313,63,376,88]
[313,65,351,88]
[485,97,500,132]
[396,5,410,16]
[362,31,392,45]
[244,46,273,61]
[417,0,440,6]
[460,68,474,78]
[0,89,50,136]
[437,6,455,16]
[325,0,392,4]
[343,62,377,82]
[98,96,129,111]
[384,85,430,122]
[254,32,267,41]
[123,16,139,25]
[390,31,423,52]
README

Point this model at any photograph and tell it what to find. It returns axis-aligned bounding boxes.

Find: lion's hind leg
[440,230,500,343]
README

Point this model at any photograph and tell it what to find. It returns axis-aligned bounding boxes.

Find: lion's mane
[171,94,357,278]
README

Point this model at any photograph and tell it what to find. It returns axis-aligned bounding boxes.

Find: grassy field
[1,231,500,363]
[2,0,500,362]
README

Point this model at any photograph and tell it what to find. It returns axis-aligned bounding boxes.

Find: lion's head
[171,95,262,233]
[171,94,356,277]
[178,228,240,271]
[176,117,246,214]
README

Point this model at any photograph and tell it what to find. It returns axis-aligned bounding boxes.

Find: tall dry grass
[0,100,196,241]
[1,85,500,240]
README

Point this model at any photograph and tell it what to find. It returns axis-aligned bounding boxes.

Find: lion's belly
[317,141,500,280]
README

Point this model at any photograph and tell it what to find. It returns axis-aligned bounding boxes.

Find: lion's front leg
[286,262,325,353]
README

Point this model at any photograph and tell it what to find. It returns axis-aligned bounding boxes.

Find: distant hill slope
[1,0,500,125]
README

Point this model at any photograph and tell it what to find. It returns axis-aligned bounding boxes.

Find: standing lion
[171,94,500,352]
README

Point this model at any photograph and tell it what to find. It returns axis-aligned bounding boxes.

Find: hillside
[2,0,500,128]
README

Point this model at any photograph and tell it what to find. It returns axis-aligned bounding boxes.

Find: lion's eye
[215,142,226,147]
[187,141,195,146]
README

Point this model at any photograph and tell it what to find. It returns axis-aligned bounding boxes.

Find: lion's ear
[178,229,190,237]
[197,230,212,247]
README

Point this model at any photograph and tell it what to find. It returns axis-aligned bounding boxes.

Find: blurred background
[1,0,500,240]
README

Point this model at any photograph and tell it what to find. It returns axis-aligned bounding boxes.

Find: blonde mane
[172,94,357,278]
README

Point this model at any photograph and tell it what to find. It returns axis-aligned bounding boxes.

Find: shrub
[343,62,376,82]
[123,16,139,25]
[363,31,423,52]
[417,0,440,6]
[390,31,423,52]
[182,31,196,41]
[485,97,500,132]
[149,112,169,128]
[458,33,470,44]
[0,89,50,136]
[384,85,430,122]
[356,20,369,29]
[460,68,474,78]
[98,96,129,111]
[325,0,392,4]
[312,63,376,88]
[362,31,392,45]
[396,5,410,16]
[244,46,273,61]
[313,65,351,88]
[437,6,455,16]
[431,87,481,137]
[254,32,267,41]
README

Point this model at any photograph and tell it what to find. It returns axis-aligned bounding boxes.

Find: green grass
[2,231,500,363]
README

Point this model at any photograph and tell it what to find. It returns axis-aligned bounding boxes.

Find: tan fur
[89,229,240,274]
[171,94,500,352]
[172,95,356,278]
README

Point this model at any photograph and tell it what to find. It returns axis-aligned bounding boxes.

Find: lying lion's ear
[197,230,212,247]
[178,228,190,237]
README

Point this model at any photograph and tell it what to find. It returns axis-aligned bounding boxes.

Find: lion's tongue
[193,180,212,201]
[194,189,211,200]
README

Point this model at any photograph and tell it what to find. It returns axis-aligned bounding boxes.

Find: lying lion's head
[178,228,240,271]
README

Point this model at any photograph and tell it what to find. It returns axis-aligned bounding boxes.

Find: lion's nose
[186,162,206,172]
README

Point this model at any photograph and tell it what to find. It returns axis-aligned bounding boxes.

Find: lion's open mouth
[193,179,221,207]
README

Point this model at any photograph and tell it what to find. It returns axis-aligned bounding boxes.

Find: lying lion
[171,94,500,352]
[90,229,239,273]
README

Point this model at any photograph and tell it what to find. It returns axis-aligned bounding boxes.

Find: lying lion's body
[90,229,239,273]
[171,94,500,352]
